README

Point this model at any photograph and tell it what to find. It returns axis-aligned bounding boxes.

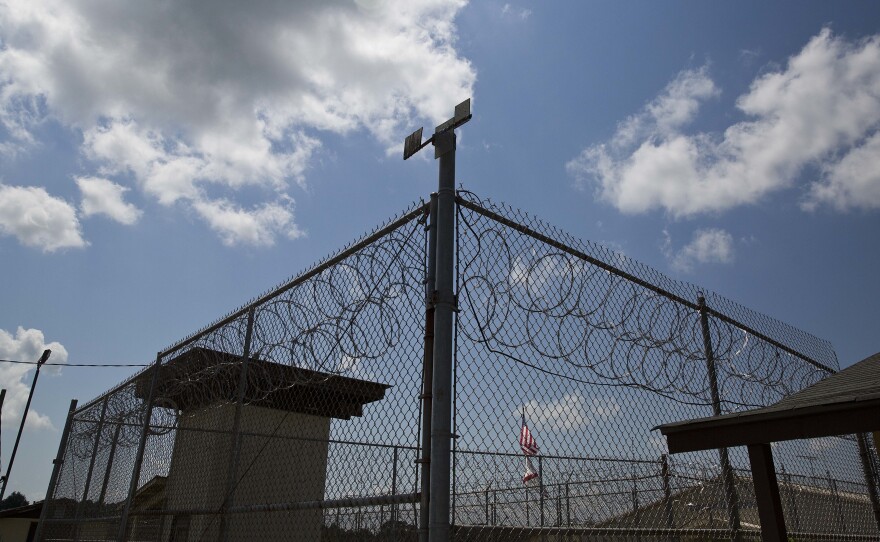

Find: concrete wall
[0,518,36,542]
[162,402,330,542]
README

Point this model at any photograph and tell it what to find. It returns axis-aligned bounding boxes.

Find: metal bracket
[428,291,458,312]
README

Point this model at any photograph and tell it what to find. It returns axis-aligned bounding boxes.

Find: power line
[0,358,149,367]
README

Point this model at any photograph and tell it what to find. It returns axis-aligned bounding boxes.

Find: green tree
[0,491,29,510]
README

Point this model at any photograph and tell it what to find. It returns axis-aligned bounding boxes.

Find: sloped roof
[658,352,880,453]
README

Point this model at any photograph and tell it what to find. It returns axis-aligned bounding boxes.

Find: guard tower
[135,347,389,541]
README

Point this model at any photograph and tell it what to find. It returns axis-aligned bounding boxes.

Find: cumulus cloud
[193,198,304,247]
[0,0,475,245]
[0,184,86,251]
[76,176,142,225]
[520,392,620,432]
[664,228,735,273]
[805,131,880,210]
[0,327,69,431]
[568,29,880,217]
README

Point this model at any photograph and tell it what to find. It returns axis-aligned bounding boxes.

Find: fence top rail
[455,192,838,375]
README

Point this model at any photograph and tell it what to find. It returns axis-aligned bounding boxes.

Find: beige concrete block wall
[163,403,330,542]
[0,518,36,542]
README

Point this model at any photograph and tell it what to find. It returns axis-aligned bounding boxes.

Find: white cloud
[76,176,142,225]
[520,392,619,432]
[805,131,880,210]
[509,251,580,295]
[0,184,87,251]
[0,327,69,431]
[0,0,475,245]
[664,228,735,273]
[192,199,304,247]
[568,29,880,217]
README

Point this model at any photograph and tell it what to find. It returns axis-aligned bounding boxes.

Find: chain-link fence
[38,200,430,542]
[35,190,880,541]
[452,191,879,541]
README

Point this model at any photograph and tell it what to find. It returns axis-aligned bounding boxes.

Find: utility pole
[404,98,471,542]
[1,349,51,501]
[0,389,5,484]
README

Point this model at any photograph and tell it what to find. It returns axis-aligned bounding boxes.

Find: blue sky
[2,1,880,500]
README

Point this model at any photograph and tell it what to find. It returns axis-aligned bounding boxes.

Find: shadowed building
[658,351,880,541]
[132,347,389,542]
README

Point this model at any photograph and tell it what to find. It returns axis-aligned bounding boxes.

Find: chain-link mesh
[39,200,429,542]
[452,191,879,541]
[37,191,880,541]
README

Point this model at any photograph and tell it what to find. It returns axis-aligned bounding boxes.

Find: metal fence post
[97,420,122,507]
[428,128,457,542]
[631,473,640,538]
[492,487,497,526]
[73,396,109,541]
[220,307,256,541]
[556,486,562,527]
[780,467,800,532]
[697,296,742,542]
[117,352,162,541]
[661,454,677,540]
[856,432,880,532]
[565,482,570,527]
[34,399,78,542]
[826,470,847,533]
[539,456,545,527]
[392,445,399,529]
[484,487,489,525]
[526,486,530,526]
[420,193,438,542]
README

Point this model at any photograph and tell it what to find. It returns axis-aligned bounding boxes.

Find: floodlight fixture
[402,98,471,160]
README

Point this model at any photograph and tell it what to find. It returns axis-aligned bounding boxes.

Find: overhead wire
[0,358,149,367]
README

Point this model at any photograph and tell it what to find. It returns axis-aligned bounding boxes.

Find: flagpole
[539,455,544,527]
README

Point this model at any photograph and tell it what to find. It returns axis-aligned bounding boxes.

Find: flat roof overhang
[658,395,880,454]
[134,347,390,419]
[655,351,880,541]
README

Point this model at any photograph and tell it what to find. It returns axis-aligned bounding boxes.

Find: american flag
[522,456,539,484]
[519,413,539,456]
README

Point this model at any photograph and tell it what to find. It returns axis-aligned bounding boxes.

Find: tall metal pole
[34,398,78,542]
[392,445,399,533]
[404,99,470,542]
[697,296,742,542]
[429,127,457,542]
[661,454,677,541]
[856,432,880,532]
[539,455,545,527]
[117,352,162,541]
[419,193,438,542]
[1,349,51,500]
